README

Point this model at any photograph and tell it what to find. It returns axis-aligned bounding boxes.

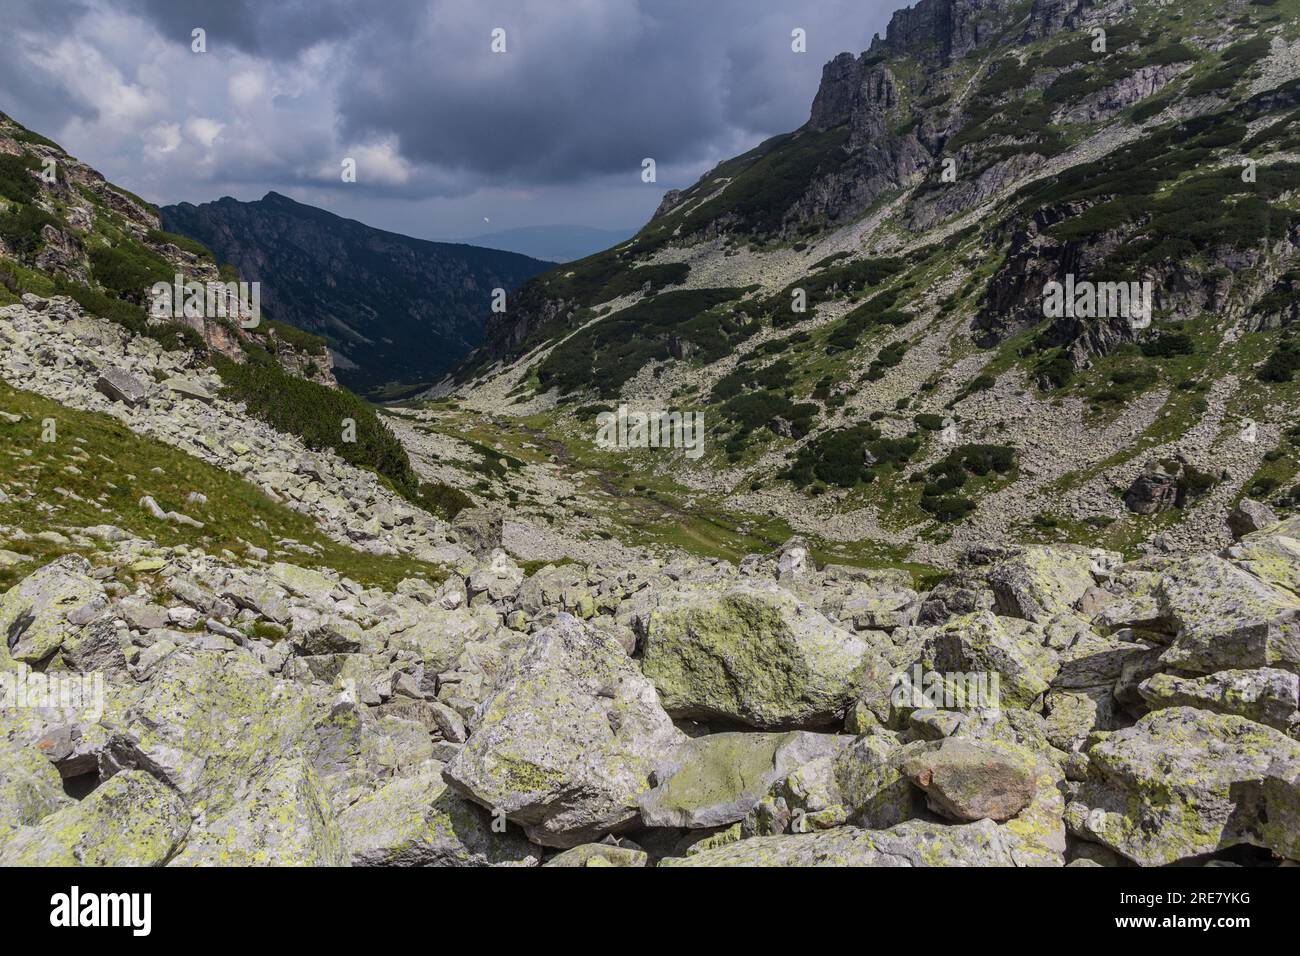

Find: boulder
[94,367,148,406]
[443,616,683,847]
[544,841,648,867]
[920,611,1058,709]
[898,737,1037,822]
[100,649,315,817]
[986,546,1105,623]
[0,770,190,866]
[1156,555,1300,674]
[0,555,105,664]
[340,763,540,866]
[171,758,346,866]
[640,582,875,728]
[748,733,918,833]
[162,376,215,404]
[1065,707,1300,865]
[1138,669,1299,732]
[1228,498,1279,540]
[662,818,1017,867]
[452,508,504,558]
[0,740,73,840]
[639,731,847,829]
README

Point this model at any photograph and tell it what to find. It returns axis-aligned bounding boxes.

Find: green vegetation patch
[0,378,446,592]
[538,287,751,397]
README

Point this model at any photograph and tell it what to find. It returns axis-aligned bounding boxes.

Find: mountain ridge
[161,191,553,397]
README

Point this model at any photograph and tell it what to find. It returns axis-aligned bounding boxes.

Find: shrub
[0,203,57,258]
[88,241,174,303]
[920,494,976,522]
[1259,336,1300,383]
[1140,332,1195,358]
[0,153,39,204]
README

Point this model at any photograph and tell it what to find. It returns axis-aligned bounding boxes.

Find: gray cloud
[0,0,899,235]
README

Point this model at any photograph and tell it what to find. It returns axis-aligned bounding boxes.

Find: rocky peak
[869,0,1012,66]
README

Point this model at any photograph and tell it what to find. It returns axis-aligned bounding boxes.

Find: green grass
[0,378,447,592]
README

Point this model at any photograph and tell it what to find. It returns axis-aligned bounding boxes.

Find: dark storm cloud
[122,0,366,58]
[0,0,898,233]
[333,0,879,184]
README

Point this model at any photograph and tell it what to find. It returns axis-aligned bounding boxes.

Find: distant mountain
[461,224,637,263]
[161,192,552,397]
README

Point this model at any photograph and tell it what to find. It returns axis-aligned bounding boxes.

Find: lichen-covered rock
[101,649,315,817]
[0,740,73,841]
[1137,669,1299,732]
[920,611,1058,709]
[170,758,346,866]
[749,733,919,833]
[986,546,1106,623]
[898,738,1037,822]
[640,582,876,728]
[1065,707,1300,865]
[0,770,190,866]
[443,616,683,847]
[340,762,540,866]
[0,555,105,664]
[1227,516,1300,599]
[544,841,648,867]
[94,367,149,406]
[1155,555,1300,675]
[639,731,847,829]
[662,818,1016,867]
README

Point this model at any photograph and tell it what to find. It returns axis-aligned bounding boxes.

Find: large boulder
[443,616,683,847]
[1137,669,1299,733]
[1227,498,1279,540]
[340,762,540,866]
[1065,707,1300,865]
[985,546,1105,623]
[919,611,1058,709]
[661,818,1017,867]
[639,731,847,829]
[747,733,919,833]
[0,770,190,866]
[1227,516,1300,599]
[0,555,105,664]
[0,739,73,841]
[1156,555,1300,675]
[170,758,346,866]
[94,367,149,406]
[640,582,876,728]
[100,649,315,817]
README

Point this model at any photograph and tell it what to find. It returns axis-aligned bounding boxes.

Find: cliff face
[162,193,553,396]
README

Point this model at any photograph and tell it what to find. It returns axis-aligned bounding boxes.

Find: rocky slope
[0,113,336,389]
[444,0,1300,567]
[1,513,1297,866]
[162,193,552,398]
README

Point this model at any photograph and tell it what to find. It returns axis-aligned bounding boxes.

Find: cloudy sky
[0,0,899,241]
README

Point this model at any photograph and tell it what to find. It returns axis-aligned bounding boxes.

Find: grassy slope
[0,379,446,591]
